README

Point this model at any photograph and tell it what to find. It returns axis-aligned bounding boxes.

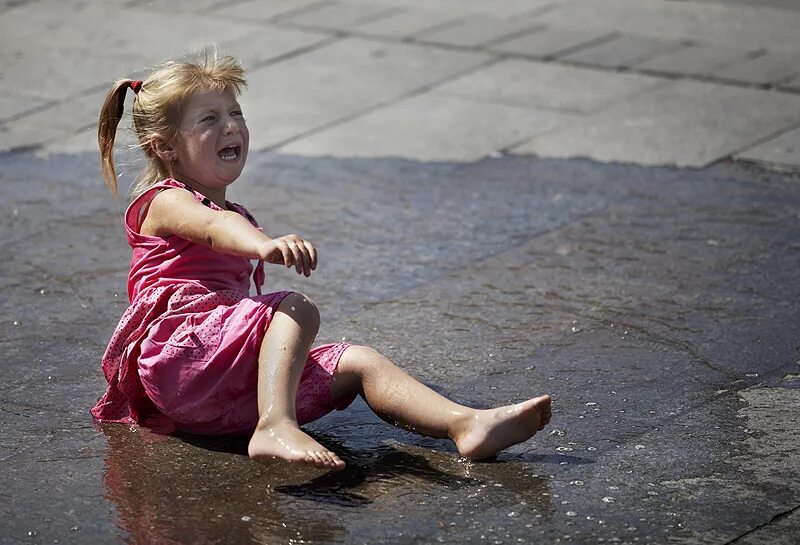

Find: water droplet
[290,306,296,311]
[586,402,597,406]
[28,531,38,537]
[587,446,597,451]
[556,446,573,452]
[566,511,577,517]
[608,486,619,491]
[571,326,581,333]
[39,288,46,295]
[13,208,19,215]
[635,444,645,450]
[745,373,758,378]
[70,526,80,532]
[241,516,252,522]
[602,496,615,503]
[508,511,518,517]
[569,480,584,486]
[13,321,19,326]
[550,429,565,436]
[341,337,347,341]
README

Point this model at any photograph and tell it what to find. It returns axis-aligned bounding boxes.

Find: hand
[259,235,318,277]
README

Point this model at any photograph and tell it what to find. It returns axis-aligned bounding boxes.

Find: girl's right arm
[141,188,317,276]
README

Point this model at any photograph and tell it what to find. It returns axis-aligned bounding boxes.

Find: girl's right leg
[248,293,345,470]
[331,346,552,460]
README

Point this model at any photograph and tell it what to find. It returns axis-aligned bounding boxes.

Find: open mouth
[218,145,241,162]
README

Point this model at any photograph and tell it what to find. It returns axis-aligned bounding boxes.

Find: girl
[92,51,552,471]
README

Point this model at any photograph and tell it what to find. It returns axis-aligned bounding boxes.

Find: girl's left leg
[331,346,552,460]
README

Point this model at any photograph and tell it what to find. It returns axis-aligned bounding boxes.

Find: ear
[150,135,176,164]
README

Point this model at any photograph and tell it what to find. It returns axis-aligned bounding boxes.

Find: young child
[92,51,552,471]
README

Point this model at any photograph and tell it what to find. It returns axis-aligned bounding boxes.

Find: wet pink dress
[91,179,354,435]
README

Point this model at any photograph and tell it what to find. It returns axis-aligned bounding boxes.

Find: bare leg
[248,293,345,470]
[331,346,552,460]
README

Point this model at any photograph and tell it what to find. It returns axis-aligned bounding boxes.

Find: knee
[340,345,385,377]
[278,292,320,335]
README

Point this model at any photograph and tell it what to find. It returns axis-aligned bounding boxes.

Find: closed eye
[201,115,216,122]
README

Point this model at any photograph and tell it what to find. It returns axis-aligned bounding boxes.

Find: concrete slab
[736,127,800,170]
[779,74,800,92]
[222,0,328,22]
[239,37,490,150]
[488,25,616,58]
[511,80,800,167]
[351,0,565,18]
[432,59,666,114]
[636,43,756,78]
[534,0,800,52]
[410,15,541,48]
[277,93,576,161]
[0,92,50,123]
[712,51,800,86]
[0,90,109,153]
[559,34,687,70]
[352,8,457,38]
[217,24,332,71]
[276,2,402,31]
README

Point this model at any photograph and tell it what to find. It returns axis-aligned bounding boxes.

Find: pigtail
[98,80,138,199]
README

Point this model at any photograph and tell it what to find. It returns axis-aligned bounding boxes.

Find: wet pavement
[2,148,799,544]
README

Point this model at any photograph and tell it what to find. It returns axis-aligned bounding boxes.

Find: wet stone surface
[1,149,799,544]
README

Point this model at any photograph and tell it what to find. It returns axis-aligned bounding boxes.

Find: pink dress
[91,179,354,435]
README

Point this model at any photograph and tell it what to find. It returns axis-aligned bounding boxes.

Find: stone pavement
[1,1,800,544]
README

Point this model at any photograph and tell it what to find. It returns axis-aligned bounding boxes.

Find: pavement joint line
[264,0,336,24]
[729,117,800,162]
[261,55,505,153]
[246,33,345,72]
[480,24,549,48]
[196,0,255,16]
[724,502,800,544]
[405,18,465,41]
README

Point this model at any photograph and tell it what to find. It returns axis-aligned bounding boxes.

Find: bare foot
[248,419,345,470]
[453,395,552,460]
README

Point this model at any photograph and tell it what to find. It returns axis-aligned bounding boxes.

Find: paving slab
[533,0,800,52]
[409,15,540,48]
[222,0,329,22]
[431,59,666,114]
[276,2,402,31]
[736,126,800,170]
[278,93,576,161]
[239,37,490,150]
[779,74,800,92]
[0,90,109,153]
[488,25,616,59]
[712,51,800,86]
[350,0,565,18]
[0,92,50,124]
[636,43,757,78]
[512,80,800,167]
[351,8,457,38]
[559,33,688,70]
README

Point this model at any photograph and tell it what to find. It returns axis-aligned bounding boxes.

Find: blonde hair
[98,50,247,200]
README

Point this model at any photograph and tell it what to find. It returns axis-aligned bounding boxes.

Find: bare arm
[141,188,317,276]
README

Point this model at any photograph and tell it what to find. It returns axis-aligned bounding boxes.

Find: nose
[222,113,240,135]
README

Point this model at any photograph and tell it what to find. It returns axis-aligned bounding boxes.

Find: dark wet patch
[2,148,799,543]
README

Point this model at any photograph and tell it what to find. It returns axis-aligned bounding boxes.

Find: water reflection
[100,424,552,544]
[100,423,346,544]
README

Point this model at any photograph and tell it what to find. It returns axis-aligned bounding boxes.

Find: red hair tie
[130,80,143,94]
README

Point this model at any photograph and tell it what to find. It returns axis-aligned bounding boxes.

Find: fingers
[279,235,316,276]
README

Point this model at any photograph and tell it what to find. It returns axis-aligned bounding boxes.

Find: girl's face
[171,88,249,191]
